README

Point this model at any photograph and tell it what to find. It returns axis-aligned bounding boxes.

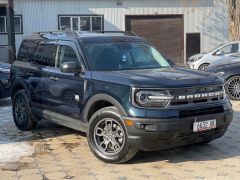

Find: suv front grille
[169,85,224,106]
[179,106,224,119]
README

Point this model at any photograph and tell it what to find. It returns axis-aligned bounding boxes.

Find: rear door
[47,40,85,120]
[27,41,57,110]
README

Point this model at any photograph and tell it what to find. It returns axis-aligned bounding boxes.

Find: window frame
[55,40,84,70]
[58,14,104,31]
[55,45,81,69]
[0,14,23,34]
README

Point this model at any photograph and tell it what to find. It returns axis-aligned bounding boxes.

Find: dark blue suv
[10,31,233,163]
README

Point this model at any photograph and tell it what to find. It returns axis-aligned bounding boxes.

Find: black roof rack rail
[32,30,137,37]
[77,31,137,36]
[33,31,78,37]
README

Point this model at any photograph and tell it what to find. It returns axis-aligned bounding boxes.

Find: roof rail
[33,30,137,37]
[77,31,137,36]
[33,31,78,37]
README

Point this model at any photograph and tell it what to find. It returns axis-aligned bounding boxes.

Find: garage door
[126,15,184,64]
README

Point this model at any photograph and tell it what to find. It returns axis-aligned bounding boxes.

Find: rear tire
[12,89,37,131]
[87,106,138,163]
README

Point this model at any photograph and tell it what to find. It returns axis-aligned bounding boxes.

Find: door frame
[186,32,201,59]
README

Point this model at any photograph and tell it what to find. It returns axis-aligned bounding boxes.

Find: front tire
[12,90,37,131]
[198,63,209,71]
[87,106,137,163]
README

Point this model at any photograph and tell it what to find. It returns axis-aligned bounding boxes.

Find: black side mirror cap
[60,62,82,74]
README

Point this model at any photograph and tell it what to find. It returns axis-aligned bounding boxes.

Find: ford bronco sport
[10,31,233,163]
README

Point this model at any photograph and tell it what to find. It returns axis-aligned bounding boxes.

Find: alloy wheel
[226,76,240,100]
[94,118,125,155]
[14,95,27,126]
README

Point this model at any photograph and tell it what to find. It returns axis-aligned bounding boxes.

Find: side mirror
[216,51,224,56]
[60,62,82,74]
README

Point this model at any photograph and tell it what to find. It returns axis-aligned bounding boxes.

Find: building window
[58,15,103,31]
[0,15,23,34]
[0,16,7,32]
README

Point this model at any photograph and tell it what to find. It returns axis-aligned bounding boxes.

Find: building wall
[0,0,229,60]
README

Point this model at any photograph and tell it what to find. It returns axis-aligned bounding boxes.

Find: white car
[188,41,240,70]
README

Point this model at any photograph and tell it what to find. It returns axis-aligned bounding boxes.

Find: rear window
[17,40,39,62]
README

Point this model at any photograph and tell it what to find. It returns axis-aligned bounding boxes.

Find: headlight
[133,89,174,108]
[193,56,203,62]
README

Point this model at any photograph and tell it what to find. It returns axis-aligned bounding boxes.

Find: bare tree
[226,0,240,40]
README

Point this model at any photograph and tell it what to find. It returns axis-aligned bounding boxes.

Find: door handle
[49,76,59,81]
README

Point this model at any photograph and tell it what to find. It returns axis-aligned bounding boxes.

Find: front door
[47,40,85,120]
[211,43,240,62]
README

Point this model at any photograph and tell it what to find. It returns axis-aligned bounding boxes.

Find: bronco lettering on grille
[177,91,224,100]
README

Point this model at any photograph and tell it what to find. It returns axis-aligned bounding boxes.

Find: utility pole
[6,0,15,63]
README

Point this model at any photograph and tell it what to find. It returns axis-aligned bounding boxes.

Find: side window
[33,44,57,67]
[56,45,80,68]
[17,40,38,62]
[218,43,239,54]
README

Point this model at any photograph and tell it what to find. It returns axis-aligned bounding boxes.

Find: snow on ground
[0,99,34,164]
[0,143,34,164]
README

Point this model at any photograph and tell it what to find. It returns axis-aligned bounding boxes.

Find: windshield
[83,43,171,71]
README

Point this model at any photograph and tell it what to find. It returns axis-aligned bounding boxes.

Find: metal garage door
[126,15,184,64]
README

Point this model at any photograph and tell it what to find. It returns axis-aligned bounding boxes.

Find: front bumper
[124,103,233,151]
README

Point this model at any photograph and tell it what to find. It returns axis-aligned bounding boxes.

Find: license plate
[193,119,216,132]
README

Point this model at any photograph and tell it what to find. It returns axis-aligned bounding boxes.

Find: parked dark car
[206,61,240,100]
[0,62,10,99]
[10,31,233,163]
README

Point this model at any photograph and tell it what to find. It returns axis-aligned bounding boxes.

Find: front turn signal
[124,119,134,127]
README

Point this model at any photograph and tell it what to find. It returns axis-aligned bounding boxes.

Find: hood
[188,53,206,62]
[0,63,11,73]
[92,67,223,88]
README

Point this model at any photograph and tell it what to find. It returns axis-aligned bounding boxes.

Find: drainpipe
[6,0,15,63]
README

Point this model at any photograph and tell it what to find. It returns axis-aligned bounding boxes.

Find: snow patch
[0,142,34,164]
